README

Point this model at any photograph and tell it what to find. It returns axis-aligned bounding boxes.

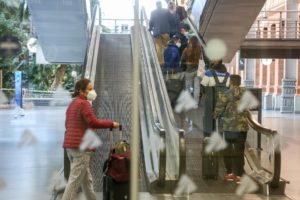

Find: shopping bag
[197,58,205,77]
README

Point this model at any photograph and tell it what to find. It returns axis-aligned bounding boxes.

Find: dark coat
[163,43,180,70]
[149,8,173,37]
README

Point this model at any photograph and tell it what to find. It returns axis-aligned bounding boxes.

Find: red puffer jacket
[63,96,114,148]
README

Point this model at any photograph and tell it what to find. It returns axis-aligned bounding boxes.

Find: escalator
[89,33,148,191]
[51,3,289,199]
[83,5,186,193]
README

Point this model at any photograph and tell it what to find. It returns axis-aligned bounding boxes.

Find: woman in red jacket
[62,78,119,200]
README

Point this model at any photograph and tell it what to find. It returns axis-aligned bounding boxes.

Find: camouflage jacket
[214,86,249,132]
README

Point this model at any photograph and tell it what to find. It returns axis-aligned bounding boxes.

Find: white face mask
[87,90,97,101]
[176,43,181,48]
[183,32,189,37]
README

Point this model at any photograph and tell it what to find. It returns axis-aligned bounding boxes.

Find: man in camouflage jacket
[214,74,248,183]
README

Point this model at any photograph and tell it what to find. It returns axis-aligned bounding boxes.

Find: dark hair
[73,78,91,97]
[168,36,180,45]
[230,74,241,86]
[185,36,201,59]
[213,63,227,73]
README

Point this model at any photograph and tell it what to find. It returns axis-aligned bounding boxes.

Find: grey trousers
[184,71,201,105]
[61,149,96,200]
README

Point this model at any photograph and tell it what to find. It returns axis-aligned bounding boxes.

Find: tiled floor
[0,107,299,200]
[262,111,300,200]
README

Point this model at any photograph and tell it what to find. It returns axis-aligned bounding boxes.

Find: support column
[295,62,300,113]
[0,70,2,89]
[281,0,298,113]
[273,59,284,110]
[244,59,255,88]
[264,63,273,110]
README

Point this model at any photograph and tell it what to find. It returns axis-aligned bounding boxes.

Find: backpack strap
[210,69,221,85]
[221,73,229,85]
[211,69,229,86]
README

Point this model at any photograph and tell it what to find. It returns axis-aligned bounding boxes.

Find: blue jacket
[163,44,180,70]
[149,8,173,37]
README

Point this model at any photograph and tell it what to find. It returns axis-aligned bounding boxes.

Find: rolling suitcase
[103,125,130,200]
[202,139,219,179]
[202,119,222,179]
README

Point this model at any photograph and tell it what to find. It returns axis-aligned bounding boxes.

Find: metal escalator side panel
[27,0,88,63]
[90,34,148,191]
[137,26,167,184]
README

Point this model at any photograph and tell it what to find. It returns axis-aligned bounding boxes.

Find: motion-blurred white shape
[0,91,8,104]
[175,90,197,113]
[49,85,72,106]
[151,132,165,151]
[0,178,6,190]
[79,129,102,151]
[205,131,227,153]
[14,106,25,118]
[235,175,259,196]
[17,129,37,148]
[237,90,259,112]
[174,174,197,196]
[49,172,67,192]
[204,38,227,61]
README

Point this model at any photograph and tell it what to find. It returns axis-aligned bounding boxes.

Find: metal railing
[140,6,186,180]
[101,19,134,34]
[0,88,71,100]
[246,110,283,190]
[246,10,300,39]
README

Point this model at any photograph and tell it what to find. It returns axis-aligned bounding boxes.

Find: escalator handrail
[246,110,281,188]
[139,25,167,182]
[141,7,183,132]
[82,4,100,78]
[186,16,206,47]
[133,26,167,185]
[141,6,186,178]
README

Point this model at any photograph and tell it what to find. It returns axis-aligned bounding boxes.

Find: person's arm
[214,93,228,118]
[149,13,154,32]
[80,101,114,129]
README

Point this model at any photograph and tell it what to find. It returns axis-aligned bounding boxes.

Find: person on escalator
[214,74,249,184]
[62,78,120,200]
[180,35,202,106]
[176,23,190,57]
[149,0,174,66]
[201,60,230,137]
[168,1,180,38]
[163,35,185,108]
[163,35,182,76]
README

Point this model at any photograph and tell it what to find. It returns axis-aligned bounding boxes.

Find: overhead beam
[240,39,300,58]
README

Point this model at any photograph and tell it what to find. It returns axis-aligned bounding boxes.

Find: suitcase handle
[109,124,123,151]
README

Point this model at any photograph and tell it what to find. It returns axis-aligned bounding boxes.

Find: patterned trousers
[61,149,96,200]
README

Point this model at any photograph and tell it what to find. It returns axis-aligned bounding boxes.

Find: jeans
[184,71,201,105]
